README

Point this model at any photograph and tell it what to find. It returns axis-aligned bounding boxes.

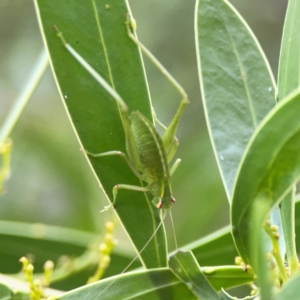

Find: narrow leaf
[34,0,167,267]
[277,0,300,274]
[279,190,299,273]
[169,251,220,300]
[56,268,197,300]
[277,0,300,100]
[195,0,276,199]
[231,88,300,264]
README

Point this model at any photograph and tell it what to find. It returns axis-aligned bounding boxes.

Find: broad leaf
[195,0,276,199]
[34,0,167,267]
[231,88,300,264]
[169,251,220,300]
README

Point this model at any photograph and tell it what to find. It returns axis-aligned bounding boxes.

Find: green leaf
[277,0,300,274]
[195,0,276,199]
[56,268,197,300]
[169,251,220,300]
[274,273,300,300]
[0,283,13,300]
[220,289,256,300]
[179,226,238,266]
[34,0,167,267]
[231,88,300,264]
[277,0,300,100]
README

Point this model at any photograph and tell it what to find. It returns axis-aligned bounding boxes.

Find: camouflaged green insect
[55,15,189,214]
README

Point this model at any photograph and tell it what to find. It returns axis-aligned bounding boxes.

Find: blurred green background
[0,0,288,294]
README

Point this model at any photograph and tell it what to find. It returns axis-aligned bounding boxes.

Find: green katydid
[55,14,188,299]
[55,16,188,217]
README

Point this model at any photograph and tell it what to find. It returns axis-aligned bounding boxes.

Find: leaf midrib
[90,0,162,268]
[217,2,257,129]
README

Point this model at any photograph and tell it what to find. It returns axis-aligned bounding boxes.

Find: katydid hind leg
[112,184,148,207]
[153,110,181,163]
[100,184,147,212]
[170,158,181,176]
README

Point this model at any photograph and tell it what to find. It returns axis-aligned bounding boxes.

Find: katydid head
[151,179,175,210]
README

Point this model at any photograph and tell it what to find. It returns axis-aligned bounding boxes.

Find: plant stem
[264,221,288,282]
[0,50,48,145]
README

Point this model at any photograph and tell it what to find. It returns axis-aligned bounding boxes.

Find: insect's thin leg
[161,99,188,156]
[126,17,188,103]
[152,109,167,130]
[152,109,181,163]
[165,138,179,163]
[169,158,181,176]
[169,211,178,250]
[101,184,147,213]
[84,149,141,179]
[126,17,189,153]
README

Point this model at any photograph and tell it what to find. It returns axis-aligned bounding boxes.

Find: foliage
[1,0,300,299]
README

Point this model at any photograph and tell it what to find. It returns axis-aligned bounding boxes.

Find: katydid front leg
[84,149,147,212]
[101,184,148,212]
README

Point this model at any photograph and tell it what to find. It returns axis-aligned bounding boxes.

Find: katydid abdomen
[131,111,174,210]
[131,112,169,181]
